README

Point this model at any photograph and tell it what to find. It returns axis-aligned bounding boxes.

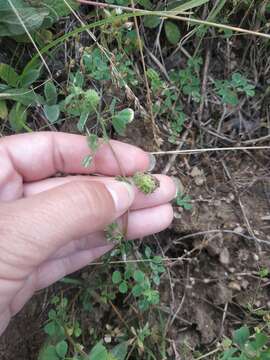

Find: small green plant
[170,57,202,102]
[83,48,138,87]
[219,326,270,360]
[0,62,43,131]
[259,267,269,279]
[175,192,192,210]
[111,246,165,311]
[106,222,124,243]
[215,72,255,106]
[132,172,160,194]
[147,68,186,143]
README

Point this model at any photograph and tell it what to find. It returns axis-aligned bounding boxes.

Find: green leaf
[164,21,181,45]
[0,6,49,37]
[41,0,79,18]
[38,344,59,360]
[0,87,44,106]
[56,340,68,358]
[111,342,129,360]
[82,154,93,168]
[43,104,60,123]
[8,102,27,132]
[137,0,152,9]
[0,63,18,87]
[133,270,145,283]
[64,89,99,117]
[143,15,161,29]
[250,332,268,350]
[112,108,134,135]
[233,326,250,349]
[132,284,144,297]
[112,271,122,284]
[89,342,108,360]
[119,281,128,294]
[87,133,99,153]
[220,348,238,360]
[44,81,57,105]
[0,100,8,119]
[77,111,89,132]
[19,69,40,87]
[168,0,210,14]
[144,246,151,258]
[44,321,57,336]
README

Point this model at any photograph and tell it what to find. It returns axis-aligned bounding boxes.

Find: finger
[9,204,173,316]
[51,203,174,260]
[24,175,176,210]
[35,245,113,290]
[36,204,173,289]
[0,132,151,183]
[0,180,134,279]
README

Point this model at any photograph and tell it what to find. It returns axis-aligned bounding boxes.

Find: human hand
[0,132,176,335]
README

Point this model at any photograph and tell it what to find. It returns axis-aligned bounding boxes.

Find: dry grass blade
[77,0,270,39]
[151,146,270,155]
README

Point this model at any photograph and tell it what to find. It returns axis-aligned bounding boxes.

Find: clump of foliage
[0,0,78,38]
[215,72,255,106]
[175,192,192,210]
[132,172,160,194]
[220,326,270,360]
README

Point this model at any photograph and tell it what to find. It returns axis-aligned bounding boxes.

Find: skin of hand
[0,132,176,335]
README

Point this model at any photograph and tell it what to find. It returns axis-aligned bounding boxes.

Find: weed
[219,326,270,360]
[0,62,42,130]
[170,57,202,103]
[147,68,187,142]
[132,172,160,194]
[215,73,255,106]
[105,222,124,243]
[175,192,192,210]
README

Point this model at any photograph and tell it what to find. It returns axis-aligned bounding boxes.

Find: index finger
[0,132,151,182]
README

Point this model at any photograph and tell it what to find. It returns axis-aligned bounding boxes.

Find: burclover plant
[132,172,160,195]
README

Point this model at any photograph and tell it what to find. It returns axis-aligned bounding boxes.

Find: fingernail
[171,176,184,197]
[106,181,135,217]
[148,153,156,172]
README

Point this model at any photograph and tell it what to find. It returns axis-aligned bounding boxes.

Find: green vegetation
[220,326,270,360]
[132,172,160,194]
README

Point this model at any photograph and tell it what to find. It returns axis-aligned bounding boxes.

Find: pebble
[228,281,241,291]
[219,248,230,265]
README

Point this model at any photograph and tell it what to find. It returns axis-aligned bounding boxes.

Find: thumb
[0,180,134,272]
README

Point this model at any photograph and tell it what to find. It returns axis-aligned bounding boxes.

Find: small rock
[174,211,182,219]
[241,280,249,290]
[190,166,205,186]
[104,335,112,343]
[191,166,203,177]
[219,248,230,265]
[233,225,244,233]
[228,281,241,291]
[253,254,260,261]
